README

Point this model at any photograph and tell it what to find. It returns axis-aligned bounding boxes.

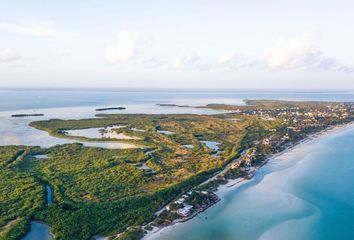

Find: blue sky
[0,0,354,89]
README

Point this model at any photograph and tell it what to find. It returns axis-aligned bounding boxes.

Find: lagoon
[157,130,175,135]
[22,221,52,240]
[0,110,140,149]
[0,91,227,149]
[201,140,221,156]
[65,125,141,140]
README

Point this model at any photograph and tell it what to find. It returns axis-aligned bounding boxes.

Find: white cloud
[103,30,352,73]
[216,53,256,70]
[173,54,206,70]
[105,31,140,63]
[310,56,354,73]
[260,31,354,73]
[217,53,235,65]
[0,22,74,41]
[262,31,320,70]
[141,56,169,69]
[0,48,21,62]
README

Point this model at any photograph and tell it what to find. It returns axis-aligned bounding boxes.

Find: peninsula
[1,100,353,240]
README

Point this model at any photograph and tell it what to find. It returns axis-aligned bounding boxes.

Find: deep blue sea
[2,90,354,240]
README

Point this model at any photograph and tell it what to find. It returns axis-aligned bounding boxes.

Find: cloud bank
[261,31,354,72]
[262,31,319,69]
[168,31,354,73]
[99,30,353,73]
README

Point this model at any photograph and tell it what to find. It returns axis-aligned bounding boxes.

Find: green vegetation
[1,100,353,239]
[0,146,45,240]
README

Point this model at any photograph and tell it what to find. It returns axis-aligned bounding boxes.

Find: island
[1,100,353,240]
[11,114,44,118]
[95,107,126,111]
[156,103,190,108]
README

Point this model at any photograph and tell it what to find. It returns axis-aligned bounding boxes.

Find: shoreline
[142,121,354,240]
[217,121,354,197]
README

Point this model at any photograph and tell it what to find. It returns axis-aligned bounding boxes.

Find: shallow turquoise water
[154,126,354,240]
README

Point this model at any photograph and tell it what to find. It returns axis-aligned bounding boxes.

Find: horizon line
[1,87,354,93]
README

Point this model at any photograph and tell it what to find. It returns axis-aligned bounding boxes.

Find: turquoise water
[154,126,354,240]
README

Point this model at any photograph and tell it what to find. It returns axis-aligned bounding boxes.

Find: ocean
[2,90,354,112]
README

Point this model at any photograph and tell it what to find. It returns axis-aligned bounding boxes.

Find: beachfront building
[177,204,193,217]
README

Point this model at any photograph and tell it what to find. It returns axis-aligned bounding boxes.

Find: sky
[0,0,354,90]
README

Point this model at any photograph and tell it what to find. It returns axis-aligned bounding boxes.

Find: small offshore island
[1,100,354,240]
[11,114,44,118]
[95,107,126,112]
